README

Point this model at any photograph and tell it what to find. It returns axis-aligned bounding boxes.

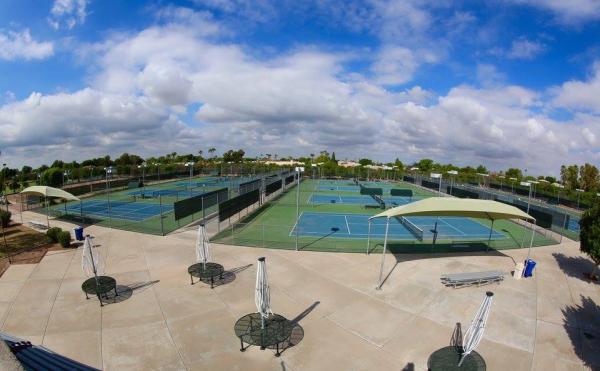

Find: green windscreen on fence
[421,180,440,191]
[128,182,139,189]
[174,188,228,221]
[285,175,295,185]
[359,187,383,196]
[265,179,282,196]
[448,187,479,199]
[219,189,260,222]
[391,189,413,197]
[496,199,553,228]
[239,179,261,194]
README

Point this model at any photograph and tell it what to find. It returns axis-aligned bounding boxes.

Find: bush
[0,210,11,227]
[57,231,71,247]
[580,202,600,279]
[46,227,63,242]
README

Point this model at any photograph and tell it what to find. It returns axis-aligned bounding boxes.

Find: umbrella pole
[45,196,49,228]
[487,220,494,252]
[526,222,536,261]
[376,217,390,290]
[366,220,372,255]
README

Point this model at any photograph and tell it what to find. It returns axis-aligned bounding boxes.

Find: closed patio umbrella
[196,223,211,269]
[459,291,494,367]
[255,257,273,330]
[82,235,104,284]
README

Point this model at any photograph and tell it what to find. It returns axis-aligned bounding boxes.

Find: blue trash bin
[73,226,84,241]
[523,259,536,277]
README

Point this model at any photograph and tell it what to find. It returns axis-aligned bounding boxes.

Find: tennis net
[371,194,385,209]
[396,216,424,241]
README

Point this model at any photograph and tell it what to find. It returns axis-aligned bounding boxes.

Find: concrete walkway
[0,216,598,370]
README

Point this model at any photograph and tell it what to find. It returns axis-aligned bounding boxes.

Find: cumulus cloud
[0,5,598,173]
[551,62,600,113]
[507,38,546,59]
[0,29,54,61]
[48,0,88,30]
[506,0,600,23]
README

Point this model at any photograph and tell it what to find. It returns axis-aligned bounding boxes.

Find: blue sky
[1,0,600,174]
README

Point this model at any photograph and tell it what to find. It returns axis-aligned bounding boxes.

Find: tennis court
[291,212,506,241]
[309,194,416,206]
[64,200,173,221]
[568,218,580,232]
[128,187,213,198]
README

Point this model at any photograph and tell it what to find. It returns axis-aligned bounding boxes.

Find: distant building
[261,160,303,166]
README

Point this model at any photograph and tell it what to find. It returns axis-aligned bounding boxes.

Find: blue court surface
[309,194,415,207]
[64,200,174,221]
[291,212,506,241]
[568,218,580,232]
[317,185,361,192]
[128,188,211,198]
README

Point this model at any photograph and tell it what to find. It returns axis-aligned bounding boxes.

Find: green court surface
[212,179,558,253]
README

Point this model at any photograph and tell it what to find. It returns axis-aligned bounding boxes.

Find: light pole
[447,170,458,195]
[498,175,504,191]
[509,177,516,193]
[576,188,584,209]
[137,162,147,189]
[552,183,564,204]
[295,166,304,251]
[521,181,532,214]
[431,172,442,196]
[104,166,113,222]
[185,162,194,196]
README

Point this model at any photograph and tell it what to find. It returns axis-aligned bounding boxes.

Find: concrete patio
[1,216,598,370]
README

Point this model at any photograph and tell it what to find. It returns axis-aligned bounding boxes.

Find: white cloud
[552,62,600,113]
[0,6,599,174]
[506,0,600,23]
[48,0,88,30]
[507,38,546,59]
[0,29,54,61]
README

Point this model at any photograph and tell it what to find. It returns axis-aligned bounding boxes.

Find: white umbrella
[81,235,104,283]
[196,223,211,269]
[255,257,273,329]
[459,291,494,366]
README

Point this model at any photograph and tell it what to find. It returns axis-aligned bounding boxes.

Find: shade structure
[81,235,104,280]
[368,198,537,289]
[255,257,273,329]
[459,291,494,366]
[20,186,80,227]
[370,197,535,221]
[196,223,211,269]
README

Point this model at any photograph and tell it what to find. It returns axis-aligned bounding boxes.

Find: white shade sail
[255,257,273,328]
[20,186,80,201]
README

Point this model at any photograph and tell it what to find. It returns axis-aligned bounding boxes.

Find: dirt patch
[0,223,72,277]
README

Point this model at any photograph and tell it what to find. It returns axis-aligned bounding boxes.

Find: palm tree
[208,148,216,159]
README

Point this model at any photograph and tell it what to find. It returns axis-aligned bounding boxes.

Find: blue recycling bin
[523,259,536,277]
[73,226,84,241]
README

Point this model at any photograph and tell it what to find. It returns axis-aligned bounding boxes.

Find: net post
[366,219,372,255]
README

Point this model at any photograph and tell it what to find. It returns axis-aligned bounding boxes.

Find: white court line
[437,218,468,236]
[288,211,305,237]
[344,215,351,235]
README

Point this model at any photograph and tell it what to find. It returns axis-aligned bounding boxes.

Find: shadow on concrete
[101,280,160,305]
[450,322,462,350]
[267,301,320,355]
[207,263,252,288]
[553,253,599,284]
[402,363,415,371]
[562,295,600,368]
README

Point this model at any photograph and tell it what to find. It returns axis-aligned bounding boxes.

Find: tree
[393,158,404,171]
[222,149,245,163]
[561,165,579,190]
[331,152,337,163]
[208,148,216,159]
[580,202,600,280]
[9,177,19,192]
[41,168,63,187]
[476,165,488,174]
[358,158,373,166]
[417,159,434,172]
[579,163,599,192]
[505,168,523,180]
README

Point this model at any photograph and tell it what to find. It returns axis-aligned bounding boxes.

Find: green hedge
[0,210,11,227]
[58,231,71,247]
[46,227,63,242]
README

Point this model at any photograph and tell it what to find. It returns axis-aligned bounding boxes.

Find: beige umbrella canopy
[20,186,80,227]
[367,198,536,289]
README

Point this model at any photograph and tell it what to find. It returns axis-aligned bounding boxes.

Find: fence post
[159,195,165,236]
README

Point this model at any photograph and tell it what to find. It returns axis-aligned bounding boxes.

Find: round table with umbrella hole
[188,262,224,288]
[428,346,486,371]
[234,313,294,357]
[81,276,118,307]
